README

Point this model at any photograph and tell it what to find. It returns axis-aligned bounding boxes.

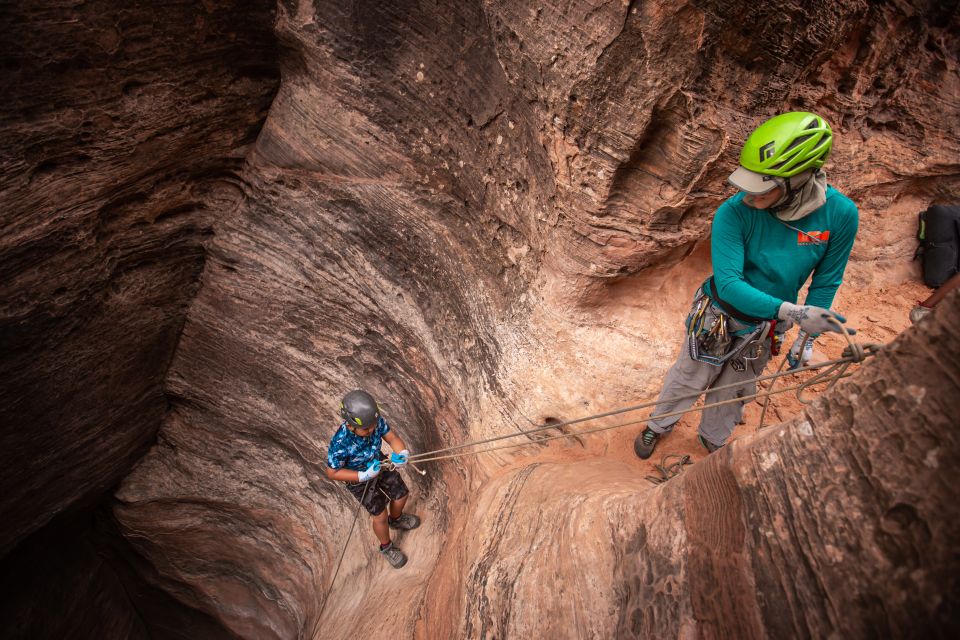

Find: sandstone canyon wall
[2,0,959,638]
[1,0,279,636]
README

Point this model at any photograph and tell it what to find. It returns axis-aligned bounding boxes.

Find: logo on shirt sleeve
[798,230,830,245]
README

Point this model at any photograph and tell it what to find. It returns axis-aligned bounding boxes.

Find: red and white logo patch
[798,230,830,245]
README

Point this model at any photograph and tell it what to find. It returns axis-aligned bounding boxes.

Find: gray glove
[777,302,854,335]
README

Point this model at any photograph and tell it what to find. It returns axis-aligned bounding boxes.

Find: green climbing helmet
[728,111,833,194]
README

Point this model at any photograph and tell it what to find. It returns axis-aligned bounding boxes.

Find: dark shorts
[346,468,409,516]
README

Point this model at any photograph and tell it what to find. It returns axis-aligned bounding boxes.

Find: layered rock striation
[2,0,959,638]
[420,305,960,638]
[1,0,279,635]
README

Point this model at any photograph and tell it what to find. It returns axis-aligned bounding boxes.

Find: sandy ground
[476,275,932,486]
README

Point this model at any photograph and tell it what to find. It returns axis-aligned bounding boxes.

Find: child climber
[325,389,420,568]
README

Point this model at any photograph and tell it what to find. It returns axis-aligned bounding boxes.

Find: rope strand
[407,347,876,464]
[313,478,375,634]
[406,369,853,465]
[313,324,880,634]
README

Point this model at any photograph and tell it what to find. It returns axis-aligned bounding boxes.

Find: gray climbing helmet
[340,389,380,428]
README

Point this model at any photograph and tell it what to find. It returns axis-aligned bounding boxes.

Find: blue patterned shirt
[326,416,390,471]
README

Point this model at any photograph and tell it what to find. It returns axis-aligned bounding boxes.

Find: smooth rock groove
[1,0,958,638]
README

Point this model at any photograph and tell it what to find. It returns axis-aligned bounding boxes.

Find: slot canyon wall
[0,0,280,636]
[1,0,959,638]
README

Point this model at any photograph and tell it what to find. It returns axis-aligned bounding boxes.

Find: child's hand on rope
[390,450,409,468]
[358,459,381,482]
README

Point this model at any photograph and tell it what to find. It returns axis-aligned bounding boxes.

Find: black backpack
[917,204,960,288]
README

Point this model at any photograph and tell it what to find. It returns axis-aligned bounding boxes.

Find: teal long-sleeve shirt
[704,186,858,320]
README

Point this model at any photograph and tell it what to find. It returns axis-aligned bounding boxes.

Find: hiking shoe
[698,434,721,454]
[634,428,661,460]
[388,513,421,530]
[379,543,407,569]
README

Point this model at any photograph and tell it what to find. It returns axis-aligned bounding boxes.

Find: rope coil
[645,454,693,485]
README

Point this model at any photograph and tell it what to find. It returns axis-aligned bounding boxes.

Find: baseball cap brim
[728,166,780,195]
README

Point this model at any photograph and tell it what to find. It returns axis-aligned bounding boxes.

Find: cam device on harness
[687,278,779,368]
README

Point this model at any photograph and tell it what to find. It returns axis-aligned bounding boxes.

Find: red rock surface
[0,0,278,635]
[0,0,278,553]
[2,0,959,638]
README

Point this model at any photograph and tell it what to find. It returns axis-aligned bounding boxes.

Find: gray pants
[647,294,774,446]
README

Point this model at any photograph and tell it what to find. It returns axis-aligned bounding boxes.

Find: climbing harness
[687,291,773,368]
[730,320,777,373]
[644,454,693,485]
[691,279,786,371]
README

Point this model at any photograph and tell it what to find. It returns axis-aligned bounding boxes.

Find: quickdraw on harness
[687,292,777,369]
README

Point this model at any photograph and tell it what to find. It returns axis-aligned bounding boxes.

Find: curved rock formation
[2,0,959,638]
[0,0,279,555]
[1,0,279,635]
[416,305,959,638]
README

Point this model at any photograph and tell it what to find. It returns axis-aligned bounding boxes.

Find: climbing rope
[313,324,882,629]
[313,478,375,632]
[405,320,880,465]
[405,354,875,466]
[404,366,854,464]
[758,317,879,429]
[645,453,693,485]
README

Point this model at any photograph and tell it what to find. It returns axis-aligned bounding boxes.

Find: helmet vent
[783,133,814,153]
[805,119,820,130]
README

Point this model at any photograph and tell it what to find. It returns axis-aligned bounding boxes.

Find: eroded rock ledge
[2,0,959,638]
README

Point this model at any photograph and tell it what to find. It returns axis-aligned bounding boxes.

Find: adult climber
[634,111,859,460]
[325,389,420,568]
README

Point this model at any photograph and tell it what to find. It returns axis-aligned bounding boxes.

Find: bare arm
[325,467,361,482]
[383,430,407,452]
